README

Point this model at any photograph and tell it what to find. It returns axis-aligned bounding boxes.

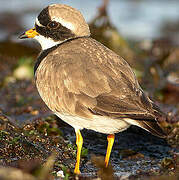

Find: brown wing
[35,37,166,137]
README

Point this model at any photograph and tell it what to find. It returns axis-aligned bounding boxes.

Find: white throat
[34,35,61,50]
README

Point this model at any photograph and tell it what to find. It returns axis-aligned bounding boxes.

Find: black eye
[47,21,59,29]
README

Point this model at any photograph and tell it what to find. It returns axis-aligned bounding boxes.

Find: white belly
[55,112,130,134]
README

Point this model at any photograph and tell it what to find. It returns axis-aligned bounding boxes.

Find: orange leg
[105,134,115,167]
[74,129,83,174]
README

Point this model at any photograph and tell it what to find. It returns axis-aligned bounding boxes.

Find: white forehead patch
[52,17,75,31]
[35,18,44,27]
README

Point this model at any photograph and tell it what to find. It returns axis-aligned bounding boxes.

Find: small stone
[56,170,65,178]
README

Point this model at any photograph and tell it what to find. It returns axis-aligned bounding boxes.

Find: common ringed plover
[19,4,167,174]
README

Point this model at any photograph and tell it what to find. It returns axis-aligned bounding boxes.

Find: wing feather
[35,37,166,137]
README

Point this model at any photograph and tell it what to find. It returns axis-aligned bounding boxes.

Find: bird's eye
[47,21,59,29]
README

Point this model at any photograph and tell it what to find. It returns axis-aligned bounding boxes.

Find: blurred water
[0,0,179,40]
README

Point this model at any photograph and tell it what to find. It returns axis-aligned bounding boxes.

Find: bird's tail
[125,118,167,138]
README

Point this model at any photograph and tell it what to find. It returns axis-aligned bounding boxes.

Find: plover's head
[19,4,90,50]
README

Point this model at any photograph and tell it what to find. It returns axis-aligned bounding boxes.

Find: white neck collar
[34,35,62,50]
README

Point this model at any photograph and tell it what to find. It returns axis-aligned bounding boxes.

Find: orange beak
[19,28,39,39]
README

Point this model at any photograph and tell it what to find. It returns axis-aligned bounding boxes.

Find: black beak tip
[18,32,28,39]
